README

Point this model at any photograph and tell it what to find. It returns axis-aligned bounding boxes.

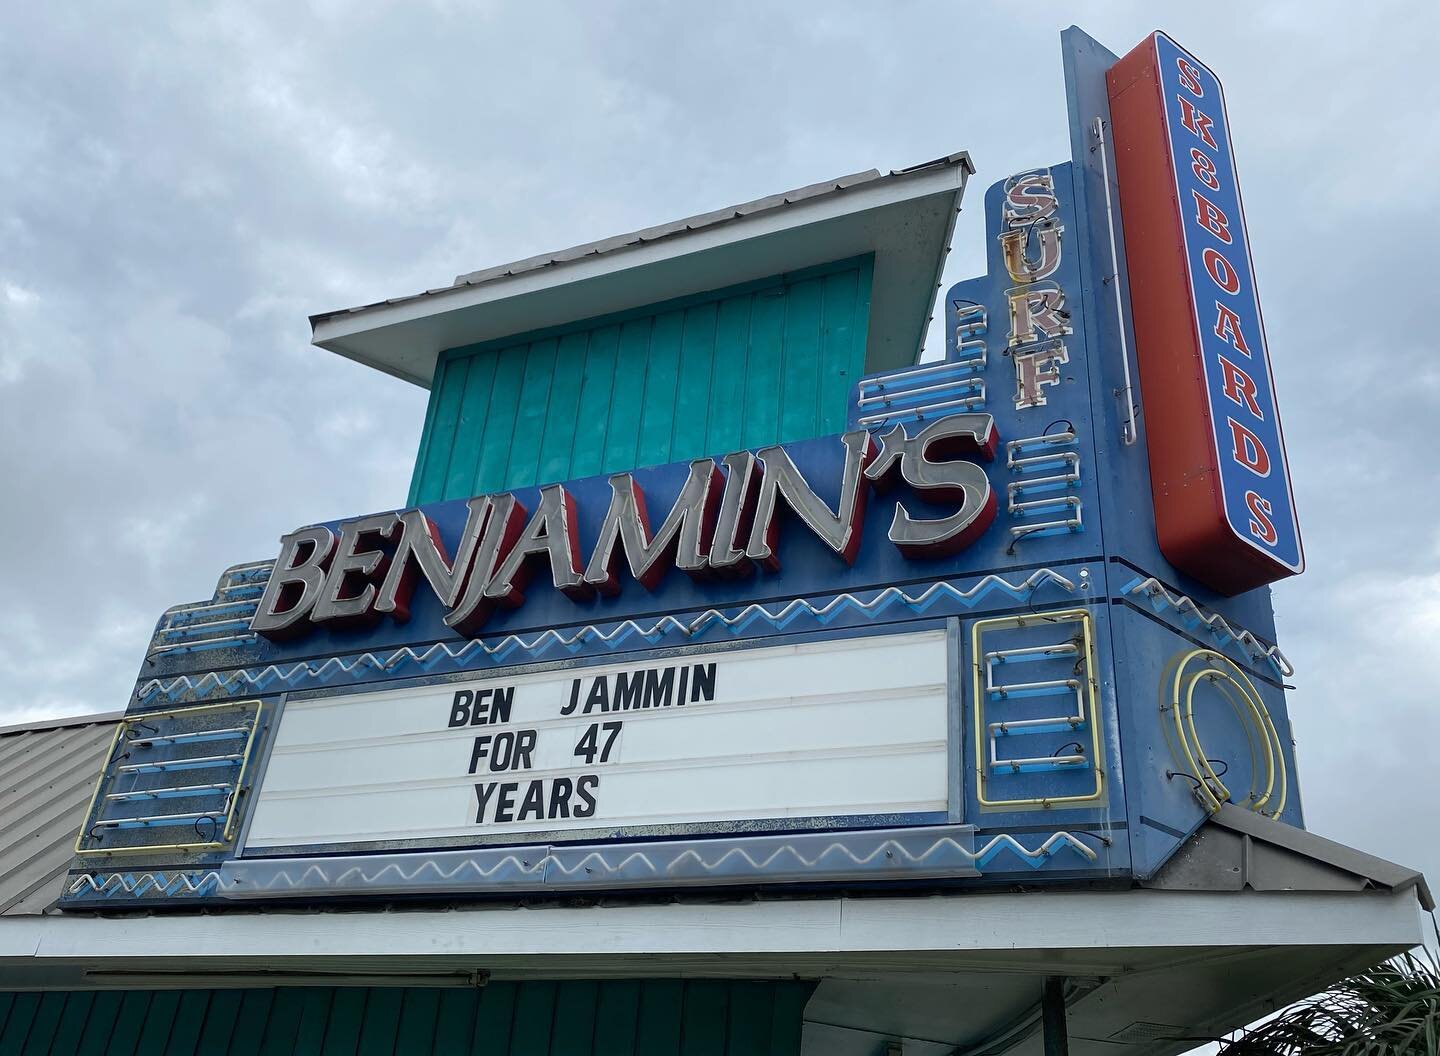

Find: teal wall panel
[229,991,275,1056]
[409,257,874,505]
[134,990,179,1055]
[778,276,823,444]
[592,981,641,1055]
[74,991,123,1055]
[16,994,62,1056]
[114,992,154,1056]
[0,981,815,1055]
[738,288,786,452]
[0,993,38,1056]
[569,324,619,480]
[393,991,439,1055]
[634,980,683,1055]
[601,319,652,478]
[721,983,772,1056]
[705,296,751,456]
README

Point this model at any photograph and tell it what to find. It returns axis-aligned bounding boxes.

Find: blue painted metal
[74,699,261,859]
[1059,26,1302,873]
[135,569,1084,705]
[60,825,1119,908]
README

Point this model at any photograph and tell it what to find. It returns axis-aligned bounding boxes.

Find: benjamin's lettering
[561,662,716,716]
[251,415,999,640]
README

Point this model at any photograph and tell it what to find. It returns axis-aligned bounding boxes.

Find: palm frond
[1218,951,1440,1055]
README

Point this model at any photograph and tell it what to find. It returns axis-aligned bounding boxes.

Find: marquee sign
[1107,31,1303,595]
[59,28,1307,911]
[245,631,950,851]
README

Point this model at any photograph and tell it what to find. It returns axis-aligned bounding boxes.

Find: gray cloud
[2,1,1437,889]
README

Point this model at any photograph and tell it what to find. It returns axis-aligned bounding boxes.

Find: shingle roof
[0,713,119,915]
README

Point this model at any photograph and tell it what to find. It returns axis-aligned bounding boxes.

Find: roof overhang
[310,154,973,388]
[0,888,1425,1055]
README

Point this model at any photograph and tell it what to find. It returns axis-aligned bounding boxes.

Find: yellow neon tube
[75,699,263,856]
[972,608,1105,810]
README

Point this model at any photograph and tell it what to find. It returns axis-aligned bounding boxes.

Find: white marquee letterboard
[243,630,951,850]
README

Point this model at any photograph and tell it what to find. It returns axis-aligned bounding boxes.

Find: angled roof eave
[1213,803,1435,911]
[310,153,974,388]
[1144,804,1434,912]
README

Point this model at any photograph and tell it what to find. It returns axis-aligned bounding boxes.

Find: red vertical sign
[1107,32,1303,595]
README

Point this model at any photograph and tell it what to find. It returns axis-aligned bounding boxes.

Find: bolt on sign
[1001,171,1075,412]
[1107,31,1303,595]
[61,27,1309,910]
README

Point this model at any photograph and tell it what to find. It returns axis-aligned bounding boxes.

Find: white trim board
[3,889,1423,974]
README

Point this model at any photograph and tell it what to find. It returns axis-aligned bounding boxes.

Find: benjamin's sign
[253,414,999,639]
[59,27,1308,913]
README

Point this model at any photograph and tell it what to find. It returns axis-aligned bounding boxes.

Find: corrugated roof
[309,154,973,327]
[0,713,119,916]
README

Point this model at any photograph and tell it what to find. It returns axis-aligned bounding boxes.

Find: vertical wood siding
[0,980,815,1056]
[408,258,873,505]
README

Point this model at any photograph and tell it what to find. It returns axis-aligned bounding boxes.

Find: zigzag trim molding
[61,829,1105,904]
[136,569,1079,705]
[66,870,221,899]
[1121,576,1294,677]
[213,825,1100,899]
[61,830,1103,903]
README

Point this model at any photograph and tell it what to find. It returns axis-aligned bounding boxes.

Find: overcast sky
[2,2,1438,891]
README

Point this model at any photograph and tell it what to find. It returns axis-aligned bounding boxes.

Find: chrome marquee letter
[375,499,490,623]
[443,494,527,637]
[583,459,722,593]
[251,525,337,640]
[311,513,402,626]
[709,450,761,574]
[484,484,591,605]
[746,429,875,571]
[865,414,998,558]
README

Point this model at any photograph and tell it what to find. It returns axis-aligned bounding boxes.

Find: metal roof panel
[0,716,117,916]
[312,153,972,387]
